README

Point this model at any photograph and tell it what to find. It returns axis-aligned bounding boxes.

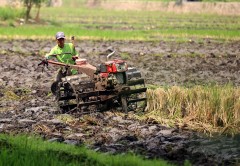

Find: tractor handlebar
[47,52,72,57]
[38,52,76,68]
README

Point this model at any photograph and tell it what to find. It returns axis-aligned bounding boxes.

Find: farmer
[45,31,79,81]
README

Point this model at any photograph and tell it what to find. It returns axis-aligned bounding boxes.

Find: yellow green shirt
[45,43,78,74]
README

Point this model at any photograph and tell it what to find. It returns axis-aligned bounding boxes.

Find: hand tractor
[38,52,147,113]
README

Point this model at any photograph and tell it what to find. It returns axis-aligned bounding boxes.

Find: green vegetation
[61,0,240,4]
[0,134,170,166]
[0,7,24,21]
[0,3,239,41]
[145,84,240,136]
[21,0,47,22]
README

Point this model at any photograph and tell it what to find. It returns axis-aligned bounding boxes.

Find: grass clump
[145,84,240,135]
[0,134,171,166]
[1,87,31,101]
[3,90,20,101]
[0,7,24,21]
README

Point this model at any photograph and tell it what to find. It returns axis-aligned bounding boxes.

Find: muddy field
[0,39,240,165]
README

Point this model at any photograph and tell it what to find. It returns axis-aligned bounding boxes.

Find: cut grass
[144,84,240,136]
[0,134,171,166]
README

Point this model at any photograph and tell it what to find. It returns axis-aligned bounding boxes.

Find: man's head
[56,32,65,48]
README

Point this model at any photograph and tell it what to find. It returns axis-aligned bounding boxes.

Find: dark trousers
[55,67,72,82]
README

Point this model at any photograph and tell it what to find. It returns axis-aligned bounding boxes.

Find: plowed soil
[0,39,240,165]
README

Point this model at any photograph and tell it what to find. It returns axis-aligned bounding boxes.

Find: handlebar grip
[38,59,48,66]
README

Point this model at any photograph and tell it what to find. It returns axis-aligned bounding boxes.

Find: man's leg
[51,68,64,97]
[56,68,64,82]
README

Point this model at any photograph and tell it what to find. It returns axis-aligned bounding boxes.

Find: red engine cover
[105,59,127,73]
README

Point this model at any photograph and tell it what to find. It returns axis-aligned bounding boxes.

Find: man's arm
[70,43,78,57]
[45,47,56,60]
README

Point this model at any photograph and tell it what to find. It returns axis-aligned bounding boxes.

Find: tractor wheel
[126,93,147,112]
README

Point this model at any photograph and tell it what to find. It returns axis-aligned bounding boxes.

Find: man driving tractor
[45,31,79,81]
[38,32,147,112]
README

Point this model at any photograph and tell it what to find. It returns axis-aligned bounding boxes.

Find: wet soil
[0,39,240,165]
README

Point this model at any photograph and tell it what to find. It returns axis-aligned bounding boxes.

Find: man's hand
[37,59,49,73]
[38,59,48,67]
[72,56,78,61]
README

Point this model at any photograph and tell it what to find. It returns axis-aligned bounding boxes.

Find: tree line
[21,0,54,22]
